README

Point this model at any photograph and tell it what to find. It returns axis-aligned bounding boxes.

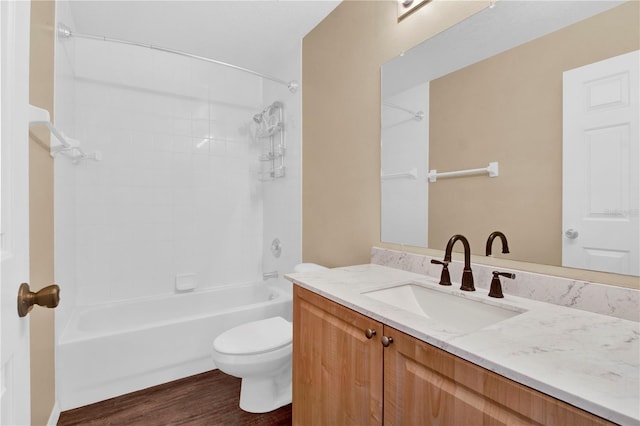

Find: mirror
[381,1,639,276]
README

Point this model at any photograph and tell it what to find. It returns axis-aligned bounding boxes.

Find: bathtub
[57,282,292,410]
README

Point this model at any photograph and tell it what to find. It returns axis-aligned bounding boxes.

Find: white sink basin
[362,283,523,333]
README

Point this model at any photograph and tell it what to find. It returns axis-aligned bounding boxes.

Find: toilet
[211,263,327,413]
[212,316,292,413]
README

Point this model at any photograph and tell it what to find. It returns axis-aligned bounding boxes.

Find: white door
[1,1,32,425]
[563,50,639,276]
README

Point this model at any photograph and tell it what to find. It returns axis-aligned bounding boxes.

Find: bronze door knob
[17,283,60,317]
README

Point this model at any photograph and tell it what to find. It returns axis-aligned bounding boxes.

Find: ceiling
[67,0,341,77]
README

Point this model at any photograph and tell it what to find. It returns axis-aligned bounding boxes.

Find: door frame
[1,1,32,424]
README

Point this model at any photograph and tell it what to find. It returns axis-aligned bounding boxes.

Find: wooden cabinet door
[383,325,613,426]
[293,285,383,426]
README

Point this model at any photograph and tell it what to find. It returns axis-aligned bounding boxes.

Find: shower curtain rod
[382,102,424,121]
[57,23,299,93]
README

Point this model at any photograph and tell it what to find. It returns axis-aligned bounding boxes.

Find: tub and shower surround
[53,20,302,408]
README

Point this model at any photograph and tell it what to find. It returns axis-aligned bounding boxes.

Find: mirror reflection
[381,1,639,276]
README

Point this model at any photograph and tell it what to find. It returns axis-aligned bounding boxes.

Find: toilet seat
[214,316,292,356]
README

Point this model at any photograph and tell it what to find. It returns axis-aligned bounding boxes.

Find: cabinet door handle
[381,336,394,347]
[365,328,377,339]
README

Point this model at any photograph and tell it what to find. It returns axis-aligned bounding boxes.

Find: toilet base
[238,367,292,413]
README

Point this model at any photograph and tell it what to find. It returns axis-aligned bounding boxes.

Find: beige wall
[429,2,640,265]
[302,0,639,288]
[29,1,56,424]
[302,0,489,267]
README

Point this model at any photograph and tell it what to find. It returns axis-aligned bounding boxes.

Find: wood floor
[57,370,292,426]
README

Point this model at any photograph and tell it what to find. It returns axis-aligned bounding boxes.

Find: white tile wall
[54,28,302,307]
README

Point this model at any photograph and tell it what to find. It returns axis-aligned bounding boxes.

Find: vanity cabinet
[293,285,613,426]
[292,285,383,425]
[383,324,613,425]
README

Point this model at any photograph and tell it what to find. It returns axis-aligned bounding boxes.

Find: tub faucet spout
[444,234,475,291]
[262,271,278,280]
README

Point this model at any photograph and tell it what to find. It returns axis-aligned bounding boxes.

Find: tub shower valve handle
[270,238,282,258]
[17,283,60,317]
[488,271,515,299]
[365,328,377,339]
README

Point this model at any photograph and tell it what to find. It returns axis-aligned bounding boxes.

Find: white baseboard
[47,401,61,426]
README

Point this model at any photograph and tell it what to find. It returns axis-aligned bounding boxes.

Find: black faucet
[485,231,509,256]
[441,234,475,291]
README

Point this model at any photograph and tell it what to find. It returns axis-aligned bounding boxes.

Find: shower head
[254,101,283,125]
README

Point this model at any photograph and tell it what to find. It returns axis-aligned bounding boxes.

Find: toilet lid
[213,316,292,355]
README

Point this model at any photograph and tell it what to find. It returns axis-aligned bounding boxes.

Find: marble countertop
[285,264,640,425]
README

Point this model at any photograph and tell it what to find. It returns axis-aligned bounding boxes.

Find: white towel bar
[428,162,498,183]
